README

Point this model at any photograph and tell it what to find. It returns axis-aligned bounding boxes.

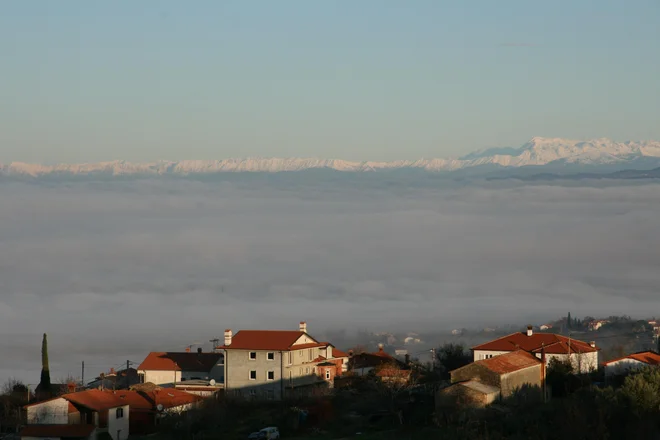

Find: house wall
[209,361,225,383]
[26,398,69,424]
[438,384,499,408]
[225,345,326,400]
[141,370,181,385]
[473,350,510,361]
[107,404,130,440]
[225,349,284,400]
[500,365,542,398]
[604,358,646,377]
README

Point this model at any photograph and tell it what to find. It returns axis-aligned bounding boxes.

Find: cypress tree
[37,333,51,397]
[567,312,572,329]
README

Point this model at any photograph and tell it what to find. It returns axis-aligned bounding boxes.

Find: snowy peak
[2,137,660,177]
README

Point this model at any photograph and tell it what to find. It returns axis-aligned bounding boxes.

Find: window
[249,370,257,380]
[116,408,124,419]
[289,371,293,385]
[299,368,303,375]
[288,352,293,364]
[326,369,331,380]
[267,352,275,361]
[249,352,257,360]
[268,371,275,381]
[308,349,312,360]
[299,350,303,358]
[305,367,309,374]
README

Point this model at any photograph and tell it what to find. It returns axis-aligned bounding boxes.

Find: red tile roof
[63,389,126,411]
[217,330,325,351]
[472,332,597,354]
[138,352,223,372]
[475,350,542,374]
[20,424,96,438]
[331,348,349,358]
[111,388,202,411]
[603,351,660,366]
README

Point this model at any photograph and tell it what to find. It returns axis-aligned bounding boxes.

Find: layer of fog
[2,178,660,383]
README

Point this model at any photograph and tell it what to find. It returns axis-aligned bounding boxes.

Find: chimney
[185,347,191,353]
[378,343,384,353]
[526,325,533,337]
[299,321,307,333]
[589,341,596,348]
[197,347,203,354]
[224,329,233,347]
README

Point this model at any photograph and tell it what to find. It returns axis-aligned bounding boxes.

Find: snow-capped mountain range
[3,137,660,177]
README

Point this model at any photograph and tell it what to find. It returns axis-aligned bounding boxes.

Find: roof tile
[475,350,542,374]
[218,330,323,351]
[138,352,223,372]
[472,332,597,354]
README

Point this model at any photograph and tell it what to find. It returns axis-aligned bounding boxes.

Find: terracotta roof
[603,351,660,366]
[63,389,126,411]
[331,348,349,358]
[472,332,597,354]
[21,424,96,438]
[217,330,325,351]
[103,389,203,412]
[475,350,542,374]
[138,352,223,372]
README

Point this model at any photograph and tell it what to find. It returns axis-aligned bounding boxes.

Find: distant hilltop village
[4,315,660,439]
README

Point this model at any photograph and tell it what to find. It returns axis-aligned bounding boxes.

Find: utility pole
[81,361,85,386]
[430,348,436,371]
[126,360,130,372]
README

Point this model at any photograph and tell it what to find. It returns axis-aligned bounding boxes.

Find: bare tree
[371,362,416,425]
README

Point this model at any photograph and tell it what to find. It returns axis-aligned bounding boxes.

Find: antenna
[185,342,203,352]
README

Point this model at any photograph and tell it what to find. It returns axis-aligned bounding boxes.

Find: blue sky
[1,1,659,163]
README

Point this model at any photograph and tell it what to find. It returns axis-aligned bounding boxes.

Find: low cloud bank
[1,179,659,383]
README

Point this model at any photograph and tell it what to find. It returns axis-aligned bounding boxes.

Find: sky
[1,0,659,164]
[3,177,660,383]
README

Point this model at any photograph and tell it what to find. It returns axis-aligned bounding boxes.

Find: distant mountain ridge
[3,137,660,178]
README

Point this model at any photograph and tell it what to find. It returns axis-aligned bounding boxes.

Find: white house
[217,321,347,400]
[23,389,129,440]
[137,350,224,385]
[472,326,599,373]
[603,351,660,377]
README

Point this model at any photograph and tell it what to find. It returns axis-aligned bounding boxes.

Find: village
[2,315,660,440]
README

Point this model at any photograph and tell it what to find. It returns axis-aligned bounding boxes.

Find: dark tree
[36,333,52,400]
[435,343,471,379]
[567,312,572,329]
